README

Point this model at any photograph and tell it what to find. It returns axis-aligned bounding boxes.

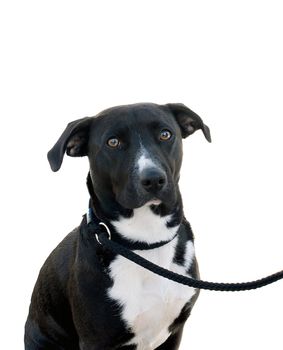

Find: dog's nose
[140,168,167,193]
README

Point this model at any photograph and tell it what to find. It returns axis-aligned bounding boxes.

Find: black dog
[25,103,211,349]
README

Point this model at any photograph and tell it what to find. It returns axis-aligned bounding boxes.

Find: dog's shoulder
[31,228,79,305]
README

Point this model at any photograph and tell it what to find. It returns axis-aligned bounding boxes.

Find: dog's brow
[105,125,131,137]
[147,120,171,130]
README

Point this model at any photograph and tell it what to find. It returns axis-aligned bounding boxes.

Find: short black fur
[25,102,211,349]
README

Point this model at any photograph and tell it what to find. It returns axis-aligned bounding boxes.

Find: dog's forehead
[95,103,173,129]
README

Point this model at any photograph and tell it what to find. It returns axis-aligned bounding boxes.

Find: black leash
[96,228,283,292]
[84,214,283,292]
[86,173,283,292]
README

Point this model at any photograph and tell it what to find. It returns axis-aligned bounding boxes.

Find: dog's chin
[132,198,163,209]
[115,196,159,210]
[145,198,162,206]
[116,190,176,210]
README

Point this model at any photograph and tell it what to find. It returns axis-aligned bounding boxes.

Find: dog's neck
[86,173,184,243]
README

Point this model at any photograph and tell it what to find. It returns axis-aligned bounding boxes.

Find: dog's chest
[109,207,196,349]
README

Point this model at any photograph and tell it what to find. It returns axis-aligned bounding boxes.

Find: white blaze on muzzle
[136,145,161,174]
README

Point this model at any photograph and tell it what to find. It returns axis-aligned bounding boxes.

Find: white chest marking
[109,206,196,349]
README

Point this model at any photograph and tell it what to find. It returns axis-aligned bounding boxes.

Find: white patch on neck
[108,206,197,349]
[111,205,177,244]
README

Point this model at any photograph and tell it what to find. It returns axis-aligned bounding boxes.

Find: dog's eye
[159,130,172,141]
[107,137,120,148]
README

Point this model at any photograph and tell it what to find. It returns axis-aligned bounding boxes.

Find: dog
[25,103,211,350]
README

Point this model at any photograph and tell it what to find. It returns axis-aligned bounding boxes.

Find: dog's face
[48,103,211,210]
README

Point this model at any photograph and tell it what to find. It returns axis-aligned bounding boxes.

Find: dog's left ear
[47,117,93,172]
[166,103,211,142]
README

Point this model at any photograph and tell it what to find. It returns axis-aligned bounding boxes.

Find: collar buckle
[95,222,111,245]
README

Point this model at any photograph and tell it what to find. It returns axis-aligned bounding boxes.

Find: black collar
[85,207,178,251]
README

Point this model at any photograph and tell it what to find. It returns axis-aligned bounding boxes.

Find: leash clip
[95,222,111,245]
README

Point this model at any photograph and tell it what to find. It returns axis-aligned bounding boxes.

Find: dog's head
[48,103,211,210]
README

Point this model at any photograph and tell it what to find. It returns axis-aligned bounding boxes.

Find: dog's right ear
[47,117,92,172]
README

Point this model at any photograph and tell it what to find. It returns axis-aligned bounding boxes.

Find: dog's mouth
[145,198,162,206]
[116,193,161,210]
[116,185,176,210]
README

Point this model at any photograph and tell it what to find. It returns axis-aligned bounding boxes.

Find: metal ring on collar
[95,222,111,245]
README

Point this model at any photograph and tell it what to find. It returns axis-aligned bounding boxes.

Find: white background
[1,1,283,349]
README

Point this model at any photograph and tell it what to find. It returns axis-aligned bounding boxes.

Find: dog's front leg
[154,326,184,350]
